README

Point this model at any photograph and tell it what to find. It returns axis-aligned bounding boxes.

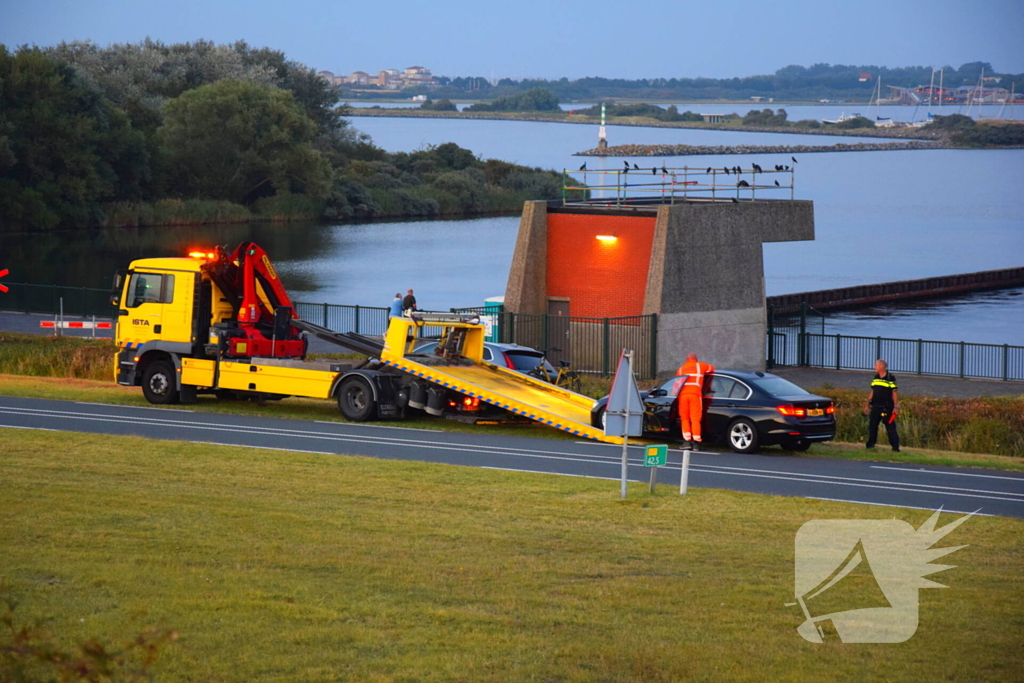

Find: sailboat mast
[939,68,944,111]
[928,68,935,113]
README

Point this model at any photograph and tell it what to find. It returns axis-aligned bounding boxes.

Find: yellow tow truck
[111,242,617,443]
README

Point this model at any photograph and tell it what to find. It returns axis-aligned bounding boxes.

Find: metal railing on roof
[562,165,795,207]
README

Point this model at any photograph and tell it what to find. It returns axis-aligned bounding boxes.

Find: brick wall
[546,213,657,318]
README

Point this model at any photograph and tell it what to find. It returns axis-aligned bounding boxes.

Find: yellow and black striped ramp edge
[381,358,622,444]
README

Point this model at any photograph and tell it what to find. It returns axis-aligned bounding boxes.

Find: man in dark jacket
[402,288,417,313]
[863,359,900,452]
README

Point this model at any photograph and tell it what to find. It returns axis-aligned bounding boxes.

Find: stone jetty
[575,140,943,157]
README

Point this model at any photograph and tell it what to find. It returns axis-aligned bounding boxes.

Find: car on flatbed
[414,340,556,376]
[591,370,836,453]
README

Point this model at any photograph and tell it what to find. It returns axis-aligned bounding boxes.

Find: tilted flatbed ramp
[380,355,620,444]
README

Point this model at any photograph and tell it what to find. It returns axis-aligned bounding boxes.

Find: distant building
[347,71,372,86]
[859,72,872,82]
[701,113,727,123]
[333,65,437,89]
[955,85,1009,104]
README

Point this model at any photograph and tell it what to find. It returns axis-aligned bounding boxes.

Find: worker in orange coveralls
[676,353,715,450]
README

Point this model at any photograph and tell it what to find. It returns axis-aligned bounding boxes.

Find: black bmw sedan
[591,370,836,453]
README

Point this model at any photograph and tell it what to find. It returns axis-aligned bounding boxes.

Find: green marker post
[645,444,667,493]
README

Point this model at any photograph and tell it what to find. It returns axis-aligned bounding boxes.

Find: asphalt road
[3,396,1022,518]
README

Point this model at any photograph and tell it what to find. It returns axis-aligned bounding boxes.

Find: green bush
[821,387,1024,457]
[0,333,115,381]
[254,193,325,221]
[466,87,560,112]
[419,98,458,112]
[430,172,486,212]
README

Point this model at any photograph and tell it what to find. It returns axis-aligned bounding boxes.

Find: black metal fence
[453,306,658,379]
[766,303,825,368]
[767,302,1023,381]
[292,302,390,336]
[1,283,114,318]
[801,333,1024,381]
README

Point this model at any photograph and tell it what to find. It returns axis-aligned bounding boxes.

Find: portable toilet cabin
[483,296,504,342]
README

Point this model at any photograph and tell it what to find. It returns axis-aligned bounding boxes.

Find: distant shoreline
[347,108,944,140]
[575,140,946,157]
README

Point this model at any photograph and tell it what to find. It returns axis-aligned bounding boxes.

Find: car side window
[483,348,492,361]
[708,376,735,398]
[729,380,752,400]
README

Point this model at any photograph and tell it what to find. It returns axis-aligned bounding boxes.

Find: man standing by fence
[403,289,417,313]
[676,353,714,451]
[864,359,900,452]
[389,293,403,318]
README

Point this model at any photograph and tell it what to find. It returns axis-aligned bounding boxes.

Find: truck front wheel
[337,376,376,421]
[142,360,180,405]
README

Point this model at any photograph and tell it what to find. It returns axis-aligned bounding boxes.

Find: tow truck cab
[111,244,310,404]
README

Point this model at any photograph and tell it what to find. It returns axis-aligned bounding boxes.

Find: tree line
[365,61,1023,102]
[0,40,569,232]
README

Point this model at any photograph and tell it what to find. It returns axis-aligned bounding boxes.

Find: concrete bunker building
[504,193,814,377]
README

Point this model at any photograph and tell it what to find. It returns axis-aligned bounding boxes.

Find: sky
[2,0,1022,80]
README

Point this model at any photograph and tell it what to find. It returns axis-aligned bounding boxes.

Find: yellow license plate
[808,409,824,416]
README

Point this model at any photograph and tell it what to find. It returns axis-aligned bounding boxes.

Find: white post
[619,351,632,499]
[58,297,64,337]
[679,450,691,495]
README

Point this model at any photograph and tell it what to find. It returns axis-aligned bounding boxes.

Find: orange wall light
[595,234,618,243]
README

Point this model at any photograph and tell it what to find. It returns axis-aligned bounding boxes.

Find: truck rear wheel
[142,360,180,405]
[337,376,376,421]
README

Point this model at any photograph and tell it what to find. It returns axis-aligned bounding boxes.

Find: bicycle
[527,347,583,394]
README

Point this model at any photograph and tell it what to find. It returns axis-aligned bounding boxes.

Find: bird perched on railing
[723,167,731,175]
[579,162,586,171]
[737,180,750,187]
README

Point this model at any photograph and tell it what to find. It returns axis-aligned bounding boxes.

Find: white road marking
[805,496,994,517]
[0,424,58,432]
[315,420,437,433]
[75,402,193,413]
[870,465,1024,481]
[688,461,1024,499]
[3,404,1022,507]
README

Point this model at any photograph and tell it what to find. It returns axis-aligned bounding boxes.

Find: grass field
[1,429,1021,681]
[1,373,1022,472]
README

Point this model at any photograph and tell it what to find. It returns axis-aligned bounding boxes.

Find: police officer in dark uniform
[863,359,900,452]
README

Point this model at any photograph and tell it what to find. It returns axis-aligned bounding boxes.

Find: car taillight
[502,351,513,368]
[461,397,480,412]
[777,405,806,417]
[826,404,835,414]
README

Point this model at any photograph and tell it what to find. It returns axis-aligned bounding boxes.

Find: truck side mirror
[110,269,130,307]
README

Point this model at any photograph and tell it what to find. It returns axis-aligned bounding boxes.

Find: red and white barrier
[40,321,112,330]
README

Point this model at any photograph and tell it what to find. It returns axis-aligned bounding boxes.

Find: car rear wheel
[727,418,759,454]
[592,406,606,430]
